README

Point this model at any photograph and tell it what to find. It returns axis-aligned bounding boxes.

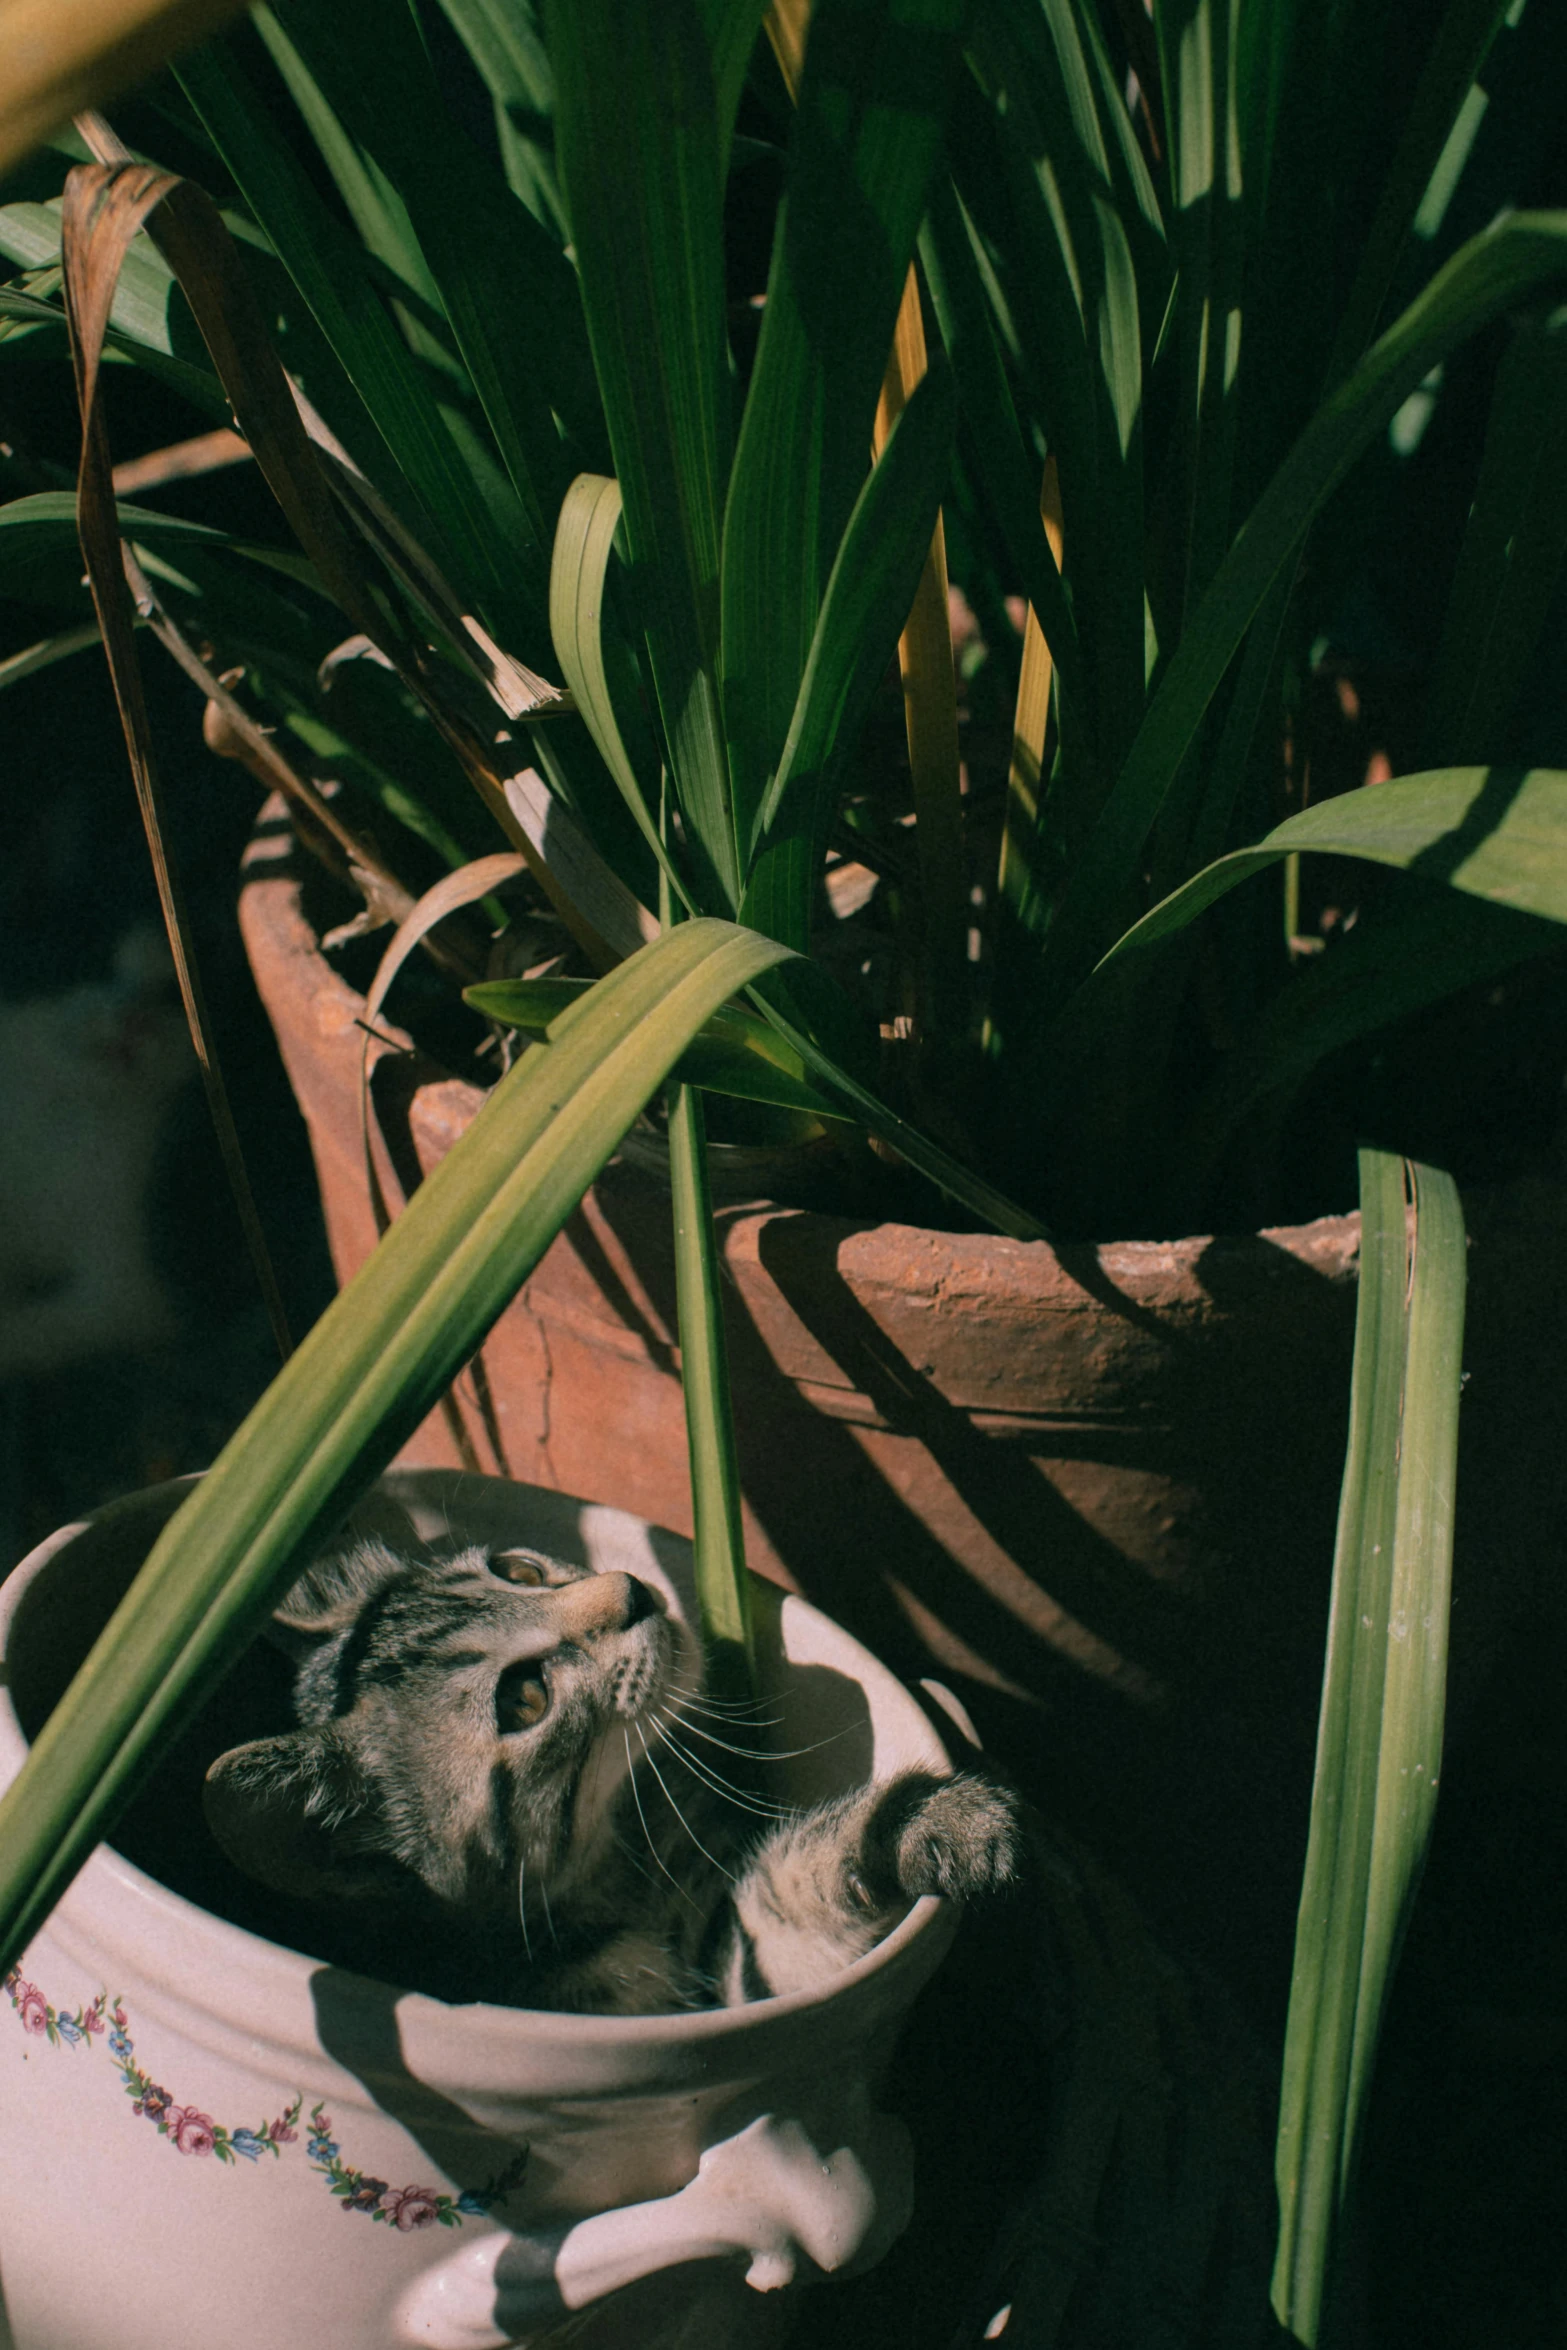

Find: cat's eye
[495,1663,550,1734]
[491,1550,546,1586]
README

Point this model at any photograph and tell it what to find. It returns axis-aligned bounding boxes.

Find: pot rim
[239,797,1364,1267]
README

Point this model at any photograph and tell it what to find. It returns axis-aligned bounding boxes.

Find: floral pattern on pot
[306,2102,529,2229]
[4,1970,528,2223]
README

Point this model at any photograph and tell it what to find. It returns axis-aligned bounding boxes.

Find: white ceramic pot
[0,1472,958,2350]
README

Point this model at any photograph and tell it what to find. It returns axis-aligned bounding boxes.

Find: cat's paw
[865,1771,1024,1906]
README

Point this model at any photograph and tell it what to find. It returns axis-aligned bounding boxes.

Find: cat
[204,1534,1022,2013]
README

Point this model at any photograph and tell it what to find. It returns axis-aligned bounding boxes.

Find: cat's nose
[620,1574,660,1626]
[556,1570,662,1636]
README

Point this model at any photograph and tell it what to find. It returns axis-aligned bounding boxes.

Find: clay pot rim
[238,800,1362,1275]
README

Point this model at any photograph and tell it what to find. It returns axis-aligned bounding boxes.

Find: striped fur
[205,1538,1021,2013]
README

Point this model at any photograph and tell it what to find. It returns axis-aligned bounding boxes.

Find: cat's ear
[204,1727,407,1905]
[270,1537,411,1650]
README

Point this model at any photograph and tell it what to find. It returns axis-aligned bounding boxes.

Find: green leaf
[741,353,957,949]
[750,995,1051,1241]
[959,0,1152,789]
[0,489,322,606]
[720,0,966,864]
[547,0,752,912]
[434,0,562,234]
[1042,209,1567,1002]
[267,0,597,550]
[0,623,100,690]
[1097,767,1567,969]
[0,918,791,1977]
[919,174,1082,709]
[1273,1150,1466,2344]
[175,34,541,649]
[1327,0,1512,380]
[466,974,846,1121]
[547,471,683,898]
[1168,884,1557,1220]
[1157,0,1245,623]
[0,201,228,414]
[1422,305,1567,764]
[251,7,446,318]
[667,1078,756,1694]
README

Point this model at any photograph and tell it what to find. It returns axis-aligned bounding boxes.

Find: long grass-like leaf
[919,173,1082,709]
[1040,209,1567,1002]
[173,36,534,643]
[0,198,227,412]
[998,454,1064,919]
[667,1079,756,1698]
[1158,0,1244,624]
[1421,305,1567,765]
[1273,1150,1466,2342]
[1166,887,1556,1223]
[250,6,446,323]
[720,0,965,865]
[0,919,790,1977]
[748,995,1050,1239]
[467,975,846,1122]
[1096,766,1567,968]
[435,0,564,236]
[963,0,1151,795]
[547,471,682,898]
[0,487,316,599]
[1326,0,1512,382]
[547,0,750,912]
[0,622,100,688]
[267,0,592,560]
[872,281,967,1042]
[741,355,957,948]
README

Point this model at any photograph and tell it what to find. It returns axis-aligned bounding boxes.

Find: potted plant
[0,0,1561,2338]
[14,0,1564,1941]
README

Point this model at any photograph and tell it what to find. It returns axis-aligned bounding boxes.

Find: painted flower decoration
[342,2177,389,2214]
[167,2106,217,2157]
[8,1979,523,2234]
[379,2187,442,2232]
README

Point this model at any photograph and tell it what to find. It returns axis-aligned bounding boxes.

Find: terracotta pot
[0,1471,956,2350]
[239,808,1566,2012]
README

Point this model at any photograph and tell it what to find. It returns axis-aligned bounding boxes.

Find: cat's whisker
[647,1716,796,1822]
[664,1705,844,1765]
[540,1876,558,1949]
[635,1724,738,1885]
[624,1728,704,1915]
[517,1851,533,1964]
[663,1677,782,1724]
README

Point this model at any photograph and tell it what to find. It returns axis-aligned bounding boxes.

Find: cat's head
[204,1536,692,1930]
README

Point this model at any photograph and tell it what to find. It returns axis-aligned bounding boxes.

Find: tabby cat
[204,1536,1021,2013]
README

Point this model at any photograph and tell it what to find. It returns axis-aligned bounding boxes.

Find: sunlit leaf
[1273,1151,1466,2343]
